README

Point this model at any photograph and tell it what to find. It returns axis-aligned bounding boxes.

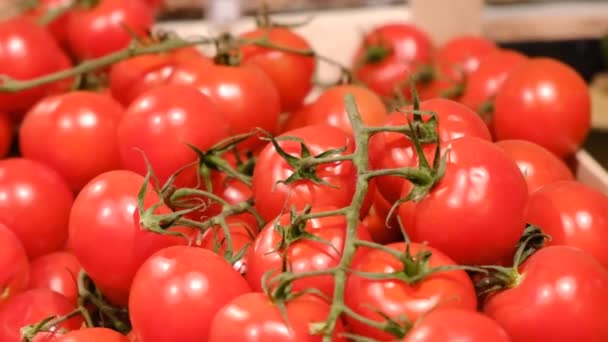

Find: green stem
[363,167,433,184]
[0,38,212,93]
[299,154,355,168]
[37,1,74,26]
[318,94,372,341]
[298,208,349,221]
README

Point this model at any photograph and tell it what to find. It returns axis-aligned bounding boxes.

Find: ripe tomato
[240,27,315,112]
[57,328,129,342]
[117,84,228,187]
[495,139,574,194]
[0,224,29,304]
[0,158,73,259]
[109,49,209,106]
[129,246,251,342]
[369,98,491,203]
[352,23,433,98]
[484,246,608,341]
[0,112,13,158]
[361,189,402,244]
[493,58,591,157]
[167,59,281,148]
[345,242,477,341]
[246,209,371,296]
[199,216,259,267]
[252,124,372,222]
[279,103,312,133]
[403,308,510,342]
[435,35,497,83]
[526,181,608,269]
[23,0,73,46]
[20,91,125,191]
[67,0,153,59]
[398,137,528,265]
[68,170,185,305]
[0,17,71,116]
[28,252,81,305]
[209,292,346,342]
[306,84,388,134]
[459,49,527,118]
[0,289,82,341]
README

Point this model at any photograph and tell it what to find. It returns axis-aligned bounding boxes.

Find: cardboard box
[156,4,608,194]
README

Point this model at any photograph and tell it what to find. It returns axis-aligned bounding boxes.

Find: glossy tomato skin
[362,189,402,244]
[68,170,184,305]
[129,246,251,342]
[57,328,129,342]
[402,308,511,342]
[306,84,388,134]
[199,216,259,269]
[252,125,371,222]
[28,252,81,304]
[399,137,528,265]
[0,158,73,259]
[0,224,29,304]
[209,292,346,342]
[369,98,491,203]
[168,60,281,148]
[0,112,13,158]
[459,49,527,117]
[0,17,71,116]
[23,0,73,46]
[246,210,372,296]
[346,242,477,341]
[526,181,608,268]
[117,84,228,187]
[0,289,82,341]
[435,35,497,83]
[484,246,608,341]
[67,0,153,59]
[20,91,125,191]
[495,140,574,194]
[109,49,209,106]
[353,23,433,98]
[493,58,590,157]
[240,27,315,112]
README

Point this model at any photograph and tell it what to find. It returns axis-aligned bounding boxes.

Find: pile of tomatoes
[0,0,607,341]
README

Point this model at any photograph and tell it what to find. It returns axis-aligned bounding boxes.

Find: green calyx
[363,45,391,64]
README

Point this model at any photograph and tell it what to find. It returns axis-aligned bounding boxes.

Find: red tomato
[398,137,528,265]
[306,84,388,134]
[252,124,372,222]
[435,36,497,83]
[109,49,209,106]
[0,289,82,341]
[20,91,124,191]
[361,189,402,244]
[117,84,228,187]
[346,242,477,341]
[0,112,12,158]
[209,292,346,342]
[459,49,527,117]
[240,27,315,112]
[199,216,259,268]
[0,224,28,305]
[0,17,71,116]
[57,328,129,342]
[68,170,185,305]
[129,246,251,342]
[28,252,81,304]
[279,103,312,133]
[246,209,371,297]
[0,158,73,259]
[23,0,73,46]
[168,60,281,148]
[369,98,491,203]
[67,0,153,59]
[526,181,608,269]
[495,140,574,194]
[353,23,433,98]
[484,246,608,341]
[493,58,591,157]
[403,308,511,342]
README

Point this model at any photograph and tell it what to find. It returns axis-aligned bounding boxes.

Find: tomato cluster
[0,2,606,342]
